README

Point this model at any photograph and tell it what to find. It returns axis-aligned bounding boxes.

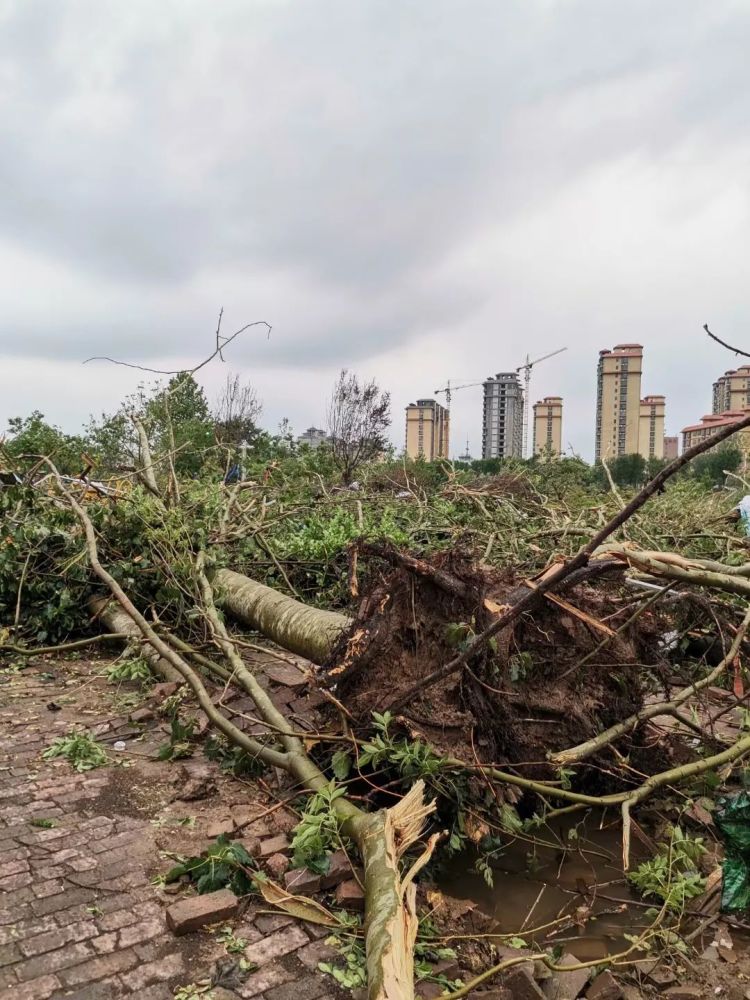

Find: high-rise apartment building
[595,344,643,461]
[482,373,523,459]
[533,396,563,459]
[404,399,450,460]
[713,366,750,413]
[638,395,666,460]
[663,435,679,460]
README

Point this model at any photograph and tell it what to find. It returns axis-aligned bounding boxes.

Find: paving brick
[254,913,294,935]
[31,886,96,917]
[33,879,66,899]
[335,878,365,911]
[284,867,321,894]
[51,977,124,1000]
[18,920,97,958]
[296,939,339,971]
[237,960,298,997]
[11,974,62,999]
[119,915,164,948]
[57,948,139,988]
[15,941,94,982]
[319,850,352,890]
[244,924,310,967]
[0,941,22,967]
[119,951,185,990]
[259,833,290,857]
[0,857,30,878]
[265,974,334,1000]
[0,915,58,947]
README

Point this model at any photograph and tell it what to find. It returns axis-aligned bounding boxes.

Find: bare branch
[83,311,272,375]
[704,322,750,360]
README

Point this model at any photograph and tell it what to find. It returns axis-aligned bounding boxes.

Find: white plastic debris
[113,741,127,752]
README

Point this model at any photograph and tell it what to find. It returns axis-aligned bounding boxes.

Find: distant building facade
[297,427,329,448]
[404,399,450,460]
[532,396,563,459]
[595,344,643,461]
[663,435,679,461]
[638,395,666,460]
[482,373,523,459]
[713,366,750,413]
[681,410,750,454]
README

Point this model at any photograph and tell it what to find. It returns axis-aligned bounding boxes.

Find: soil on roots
[324,548,668,778]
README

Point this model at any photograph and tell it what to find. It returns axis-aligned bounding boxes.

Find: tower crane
[433,378,486,408]
[515,347,567,458]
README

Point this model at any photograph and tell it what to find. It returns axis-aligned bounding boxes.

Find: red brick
[335,878,365,911]
[31,886,95,916]
[284,864,321,894]
[166,888,240,934]
[57,949,139,987]
[320,850,352,890]
[243,924,309,967]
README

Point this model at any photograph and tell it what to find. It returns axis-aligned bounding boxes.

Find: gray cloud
[1,0,750,456]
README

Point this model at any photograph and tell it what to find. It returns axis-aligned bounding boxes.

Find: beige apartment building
[638,395,665,459]
[663,435,679,461]
[404,399,450,460]
[682,409,750,455]
[713,366,750,413]
[595,344,643,461]
[533,396,563,459]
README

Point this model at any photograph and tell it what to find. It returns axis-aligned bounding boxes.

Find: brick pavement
[0,660,345,999]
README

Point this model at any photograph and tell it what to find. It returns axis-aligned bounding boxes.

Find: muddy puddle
[439,814,651,960]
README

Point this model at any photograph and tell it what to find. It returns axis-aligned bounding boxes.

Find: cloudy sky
[1,0,749,460]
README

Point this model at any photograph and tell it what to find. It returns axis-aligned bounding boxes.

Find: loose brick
[119,951,185,990]
[320,850,352,890]
[283,867,321,894]
[265,852,289,879]
[244,924,309,967]
[166,888,240,934]
[335,878,365,911]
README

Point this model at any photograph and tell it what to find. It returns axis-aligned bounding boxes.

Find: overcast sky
[1,0,749,460]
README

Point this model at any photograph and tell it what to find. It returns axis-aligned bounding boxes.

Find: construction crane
[516,347,567,458]
[433,378,486,408]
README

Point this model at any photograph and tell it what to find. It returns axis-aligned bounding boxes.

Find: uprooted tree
[7,325,750,996]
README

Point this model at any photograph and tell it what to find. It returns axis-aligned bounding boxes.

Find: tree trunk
[88,596,182,683]
[213,568,352,663]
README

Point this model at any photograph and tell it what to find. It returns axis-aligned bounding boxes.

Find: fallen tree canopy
[7,395,750,998]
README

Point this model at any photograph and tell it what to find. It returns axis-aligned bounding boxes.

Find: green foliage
[290,781,348,873]
[628,826,707,911]
[29,817,56,828]
[163,834,257,896]
[205,734,265,777]
[107,656,153,685]
[358,712,447,779]
[594,453,647,488]
[4,411,87,474]
[158,716,198,761]
[43,730,109,772]
[691,445,742,487]
[216,924,249,954]
[173,985,215,999]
